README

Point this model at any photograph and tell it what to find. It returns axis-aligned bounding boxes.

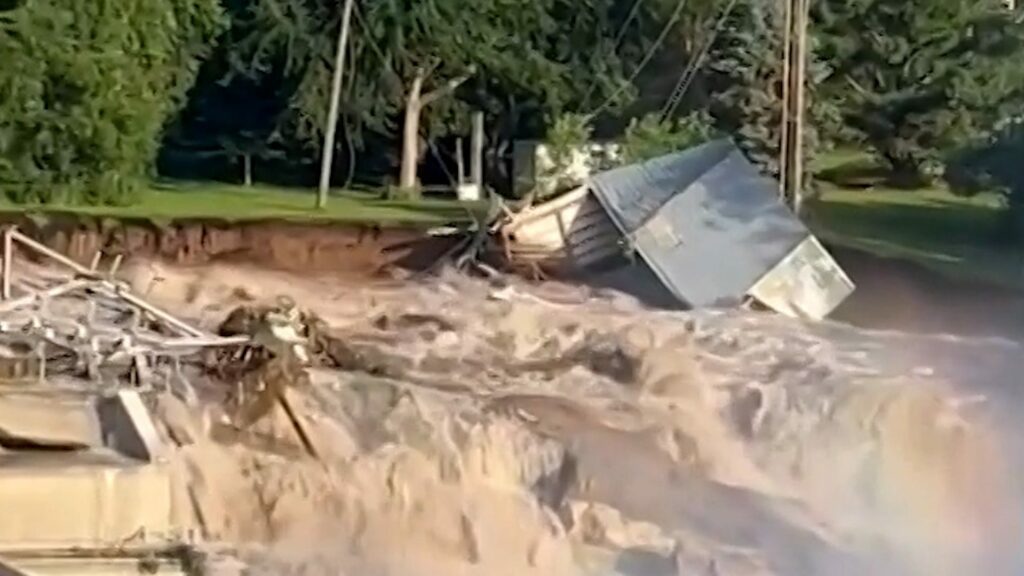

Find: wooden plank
[504,187,591,229]
[512,212,614,241]
[133,333,251,349]
[507,216,617,251]
[506,222,619,255]
[108,254,123,278]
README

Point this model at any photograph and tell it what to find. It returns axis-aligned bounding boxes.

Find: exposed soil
[0,213,459,277]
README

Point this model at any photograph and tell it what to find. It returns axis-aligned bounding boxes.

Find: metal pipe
[97,284,206,338]
[0,279,94,314]
[3,228,12,300]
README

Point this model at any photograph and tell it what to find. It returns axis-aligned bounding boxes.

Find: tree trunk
[243,153,252,187]
[881,147,927,189]
[399,73,426,191]
[398,67,475,192]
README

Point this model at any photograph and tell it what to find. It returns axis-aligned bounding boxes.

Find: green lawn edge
[0,181,482,227]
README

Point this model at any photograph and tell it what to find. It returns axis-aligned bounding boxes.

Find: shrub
[0,0,224,205]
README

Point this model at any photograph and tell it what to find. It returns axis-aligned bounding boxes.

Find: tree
[620,111,716,164]
[232,0,643,194]
[815,0,1024,183]
[947,116,1024,239]
[0,0,224,205]
[163,0,291,187]
[704,0,834,194]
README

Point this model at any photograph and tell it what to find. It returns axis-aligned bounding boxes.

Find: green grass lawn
[810,151,1022,289]
[0,180,480,226]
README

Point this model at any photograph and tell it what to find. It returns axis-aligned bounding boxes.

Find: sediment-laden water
[128,262,1024,576]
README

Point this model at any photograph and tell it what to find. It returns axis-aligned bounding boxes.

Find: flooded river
[127,261,1024,576]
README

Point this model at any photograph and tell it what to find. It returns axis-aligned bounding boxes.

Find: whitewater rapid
[124,262,1024,576]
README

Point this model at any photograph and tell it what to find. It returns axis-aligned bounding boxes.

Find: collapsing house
[500,139,855,320]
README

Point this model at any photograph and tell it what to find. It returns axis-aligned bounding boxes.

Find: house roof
[589,139,809,308]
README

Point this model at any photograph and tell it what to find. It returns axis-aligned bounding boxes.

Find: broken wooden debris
[0,227,248,393]
[212,302,322,459]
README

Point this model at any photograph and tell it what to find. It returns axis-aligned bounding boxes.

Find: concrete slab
[0,396,101,450]
[0,458,181,551]
[97,391,167,463]
[0,556,186,576]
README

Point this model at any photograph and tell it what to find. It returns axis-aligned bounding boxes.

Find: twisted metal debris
[0,227,248,395]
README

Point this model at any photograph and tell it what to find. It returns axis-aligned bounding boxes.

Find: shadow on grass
[811,196,1021,289]
[818,165,890,190]
[816,200,1002,246]
[817,154,934,191]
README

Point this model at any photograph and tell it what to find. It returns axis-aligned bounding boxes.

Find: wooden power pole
[780,0,809,214]
[316,0,356,209]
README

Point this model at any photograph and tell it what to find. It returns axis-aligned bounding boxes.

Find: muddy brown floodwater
[110,246,1024,576]
[4,215,1022,575]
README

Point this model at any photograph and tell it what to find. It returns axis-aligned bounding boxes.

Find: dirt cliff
[0,213,456,276]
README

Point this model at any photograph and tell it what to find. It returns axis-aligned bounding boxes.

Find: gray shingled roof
[589,139,809,308]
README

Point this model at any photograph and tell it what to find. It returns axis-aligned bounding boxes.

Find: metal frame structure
[0,226,248,393]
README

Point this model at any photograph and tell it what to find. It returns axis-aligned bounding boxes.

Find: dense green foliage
[232,0,643,154]
[2,0,1023,220]
[162,0,290,186]
[947,117,1024,236]
[814,0,1024,182]
[0,0,223,204]
[620,111,715,164]
[704,0,833,190]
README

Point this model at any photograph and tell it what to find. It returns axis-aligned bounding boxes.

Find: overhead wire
[658,0,741,121]
[350,1,394,74]
[580,0,647,110]
[612,0,648,50]
[585,0,690,119]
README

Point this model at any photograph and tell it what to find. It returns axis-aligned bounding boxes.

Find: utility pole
[316,0,356,209]
[780,0,809,215]
[471,111,484,188]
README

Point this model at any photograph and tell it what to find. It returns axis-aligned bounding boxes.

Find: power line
[580,0,647,109]
[612,0,648,50]
[659,0,740,121]
[586,0,690,118]
[351,1,395,74]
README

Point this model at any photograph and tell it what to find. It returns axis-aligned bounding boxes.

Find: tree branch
[420,66,477,107]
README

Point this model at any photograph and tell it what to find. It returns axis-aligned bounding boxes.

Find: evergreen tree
[231,0,645,191]
[162,0,292,187]
[0,0,224,204]
[704,0,835,193]
[815,0,1024,182]
[947,116,1024,238]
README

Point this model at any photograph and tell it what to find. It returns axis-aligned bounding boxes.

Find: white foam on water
[133,263,1024,576]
